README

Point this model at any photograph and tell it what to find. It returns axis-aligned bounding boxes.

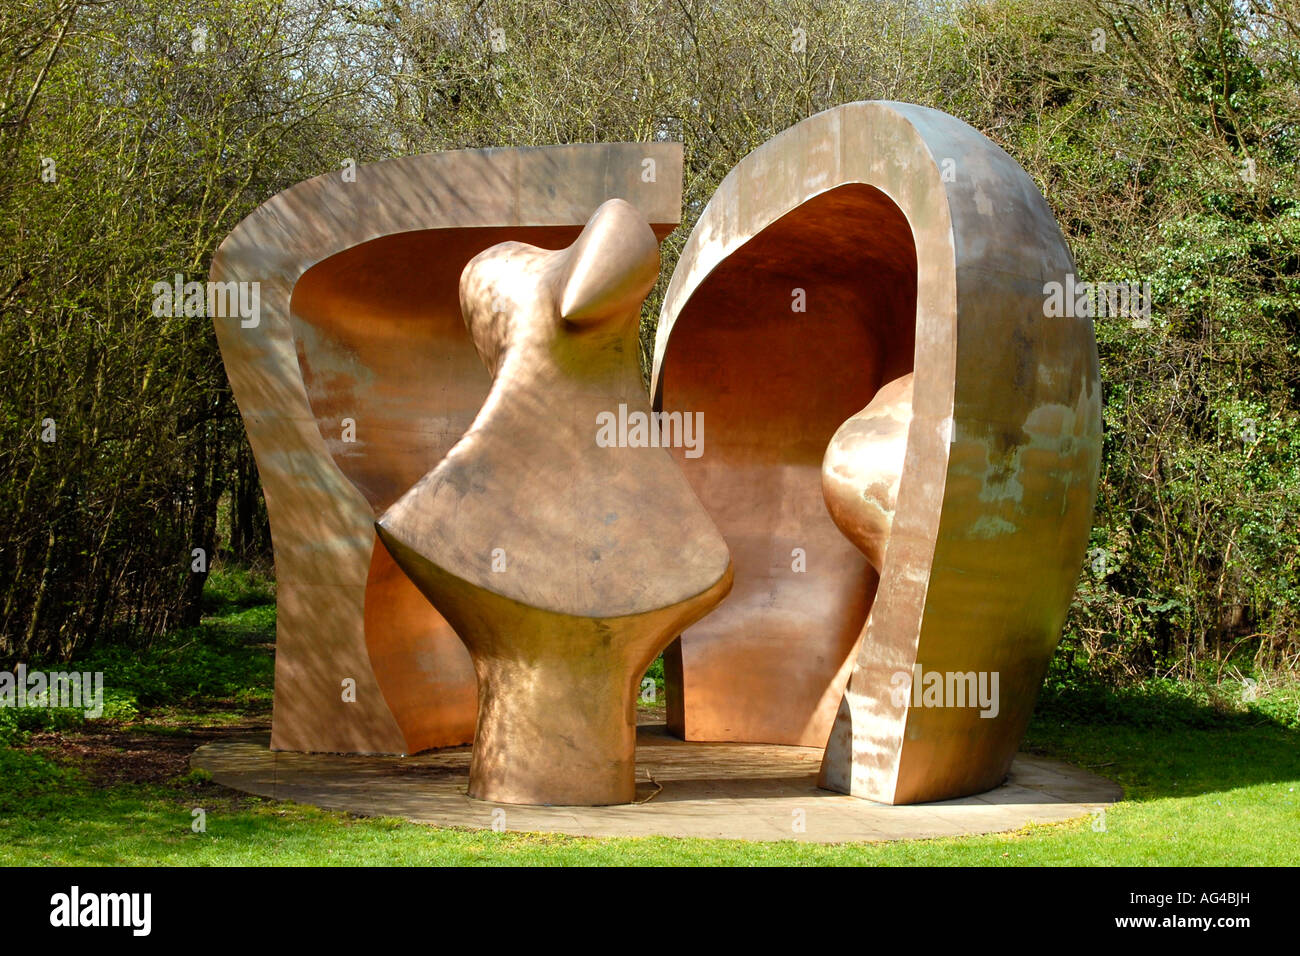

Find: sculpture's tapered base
[468,650,640,806]
[376,519,734,806]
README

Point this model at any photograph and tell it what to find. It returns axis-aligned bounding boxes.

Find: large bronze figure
[376,199,732,805]
[212,102,1101,807]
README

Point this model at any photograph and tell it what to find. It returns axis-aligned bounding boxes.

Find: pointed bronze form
[376,199,733,807]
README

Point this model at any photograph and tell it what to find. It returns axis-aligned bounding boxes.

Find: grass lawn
[1,570,1297,866]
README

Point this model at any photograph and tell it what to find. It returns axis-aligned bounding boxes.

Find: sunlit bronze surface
[211,144,683,755]
[653,101,1101,804]
[376,200,733,805]
[653,182,917,749]
[823,373,914,574]
[214,105,1098,807]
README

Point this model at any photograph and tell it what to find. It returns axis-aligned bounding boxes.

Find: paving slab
[191,721,1120,844]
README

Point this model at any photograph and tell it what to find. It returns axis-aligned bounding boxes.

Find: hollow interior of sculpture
[660,183,918,747]
[289,225,591,753]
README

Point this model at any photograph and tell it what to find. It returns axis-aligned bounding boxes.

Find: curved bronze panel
[653,180,918,748]
[290,225,587,753]
[653,101,1100,803]
[211,144,683,754]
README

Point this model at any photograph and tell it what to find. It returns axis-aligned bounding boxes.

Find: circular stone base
[191,723,1120,843]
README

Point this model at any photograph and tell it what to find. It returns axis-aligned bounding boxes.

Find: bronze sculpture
[375,199,732,805]
[210,143,683,757]
[653,101,1100,803]
[212,102,1100,806]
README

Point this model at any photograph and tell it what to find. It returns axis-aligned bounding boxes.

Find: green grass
[1,568,1298,866]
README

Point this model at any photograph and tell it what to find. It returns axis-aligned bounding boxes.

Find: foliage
[0,0,1296,681]
[1035,673,1300,730]
[69,603,275,708]
[922,0,1300,678]
[0,0,375,662]
[0,567,273,743]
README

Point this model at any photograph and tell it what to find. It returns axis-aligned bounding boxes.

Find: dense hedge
[1,0,1296,679]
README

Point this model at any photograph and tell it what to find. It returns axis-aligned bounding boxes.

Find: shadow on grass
[1027,679,1300,802]
[198,564,276,618]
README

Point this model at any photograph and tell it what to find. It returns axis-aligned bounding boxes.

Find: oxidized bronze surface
[653,101,1101,804]
[211,144,684,756]
[376,199,732,805]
